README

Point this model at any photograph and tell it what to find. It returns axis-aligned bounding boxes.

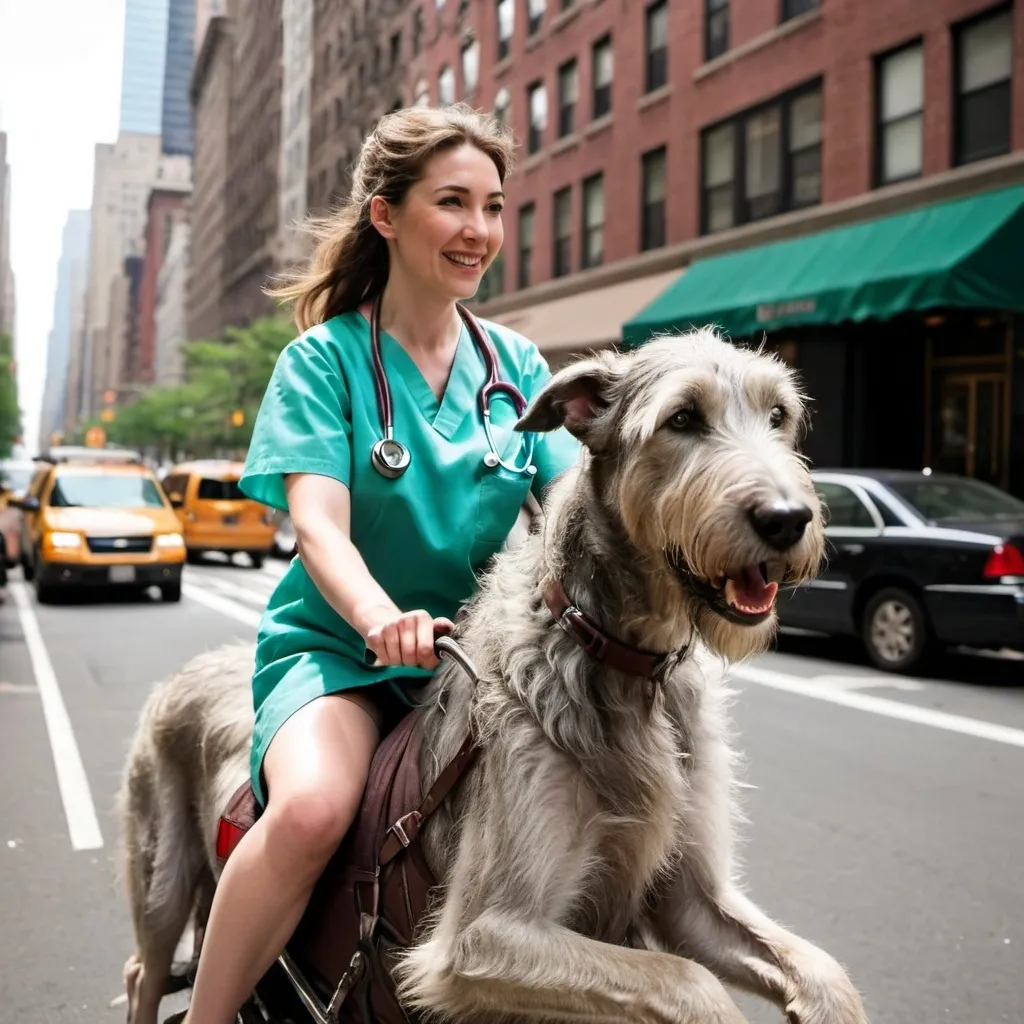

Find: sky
[0,0,126,452]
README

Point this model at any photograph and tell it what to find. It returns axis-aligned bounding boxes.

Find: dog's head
[517,328,825,661]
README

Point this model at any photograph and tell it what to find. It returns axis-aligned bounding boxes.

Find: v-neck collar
[379,319,480,441]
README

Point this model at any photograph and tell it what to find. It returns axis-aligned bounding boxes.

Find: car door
[779,478,883,635]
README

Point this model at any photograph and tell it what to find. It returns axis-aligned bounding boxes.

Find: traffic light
[103,390,117,405]
[85,427,106,448]
[230,409,245,427]
[99,408,116,423]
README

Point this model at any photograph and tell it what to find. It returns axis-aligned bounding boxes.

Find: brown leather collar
[542,579,686,681]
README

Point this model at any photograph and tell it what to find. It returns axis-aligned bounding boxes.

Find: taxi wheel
[249,552,264,570]
[161,582,182,603]
[34,570,58,604]
[21,549,35,582]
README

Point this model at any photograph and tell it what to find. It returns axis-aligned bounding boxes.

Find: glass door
[932,372,1006,485]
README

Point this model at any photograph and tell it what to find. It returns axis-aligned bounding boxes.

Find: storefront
[622,184,1024,497]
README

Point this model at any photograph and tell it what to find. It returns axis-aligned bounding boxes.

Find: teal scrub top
[239,310,580,793]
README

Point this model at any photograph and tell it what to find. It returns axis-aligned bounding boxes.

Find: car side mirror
[13,495,40,513]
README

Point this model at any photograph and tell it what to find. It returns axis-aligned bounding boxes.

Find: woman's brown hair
[268,103,516,332]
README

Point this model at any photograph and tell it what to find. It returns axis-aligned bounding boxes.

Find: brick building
[188,12,234,341]
[397,0,1023,495]
[222,0,283,328]
[131,188,190,385]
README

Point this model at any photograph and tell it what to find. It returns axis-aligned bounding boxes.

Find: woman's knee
[263,786,358,865]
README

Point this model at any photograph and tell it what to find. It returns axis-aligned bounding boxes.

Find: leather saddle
[215,706,478,1023]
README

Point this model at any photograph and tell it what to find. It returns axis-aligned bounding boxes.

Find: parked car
[0,458,35,569]
[12,447,186,603]
[777,469,1024,672]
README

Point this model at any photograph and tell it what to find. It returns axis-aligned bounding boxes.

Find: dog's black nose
[748,501,813,550]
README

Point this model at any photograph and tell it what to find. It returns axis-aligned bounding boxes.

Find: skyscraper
[161,0,196,156]
[40,212,91,442]
[119,0,171,135]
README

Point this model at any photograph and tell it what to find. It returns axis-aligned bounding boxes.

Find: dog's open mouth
[670,552,786,625]
[721,563,780,621]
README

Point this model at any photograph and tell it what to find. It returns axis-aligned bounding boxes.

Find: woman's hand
[361,606,456,670]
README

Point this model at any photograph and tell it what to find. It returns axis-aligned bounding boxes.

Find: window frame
[552,185,573,278]
[527,0,546,36]
[952,3,1014,167]
[873,38,924,188]
[699,78,823,235]
[644,0,668,93]
[705,0,729,62]
[557,58,578,137]
[591,34,613,119]
[517,203,535,289]
[527,79,547,154]
[496,0,514,61]
[581,173,605,269]
[640,146,667,251]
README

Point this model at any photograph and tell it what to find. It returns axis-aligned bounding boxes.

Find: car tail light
[983,543,1024,578]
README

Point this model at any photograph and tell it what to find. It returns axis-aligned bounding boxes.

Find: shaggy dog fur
[120,330,869,1024]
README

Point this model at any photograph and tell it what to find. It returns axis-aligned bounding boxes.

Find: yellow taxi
[161,460,276,568]
[12,447,186,603]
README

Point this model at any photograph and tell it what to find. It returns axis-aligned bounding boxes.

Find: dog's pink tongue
[730,565,778,612]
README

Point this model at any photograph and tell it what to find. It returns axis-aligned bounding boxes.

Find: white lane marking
[189,572,273,609]
[9,583,104,851]
[733,663,1024,749]
[182,582,262,628]
[803,673,926,693]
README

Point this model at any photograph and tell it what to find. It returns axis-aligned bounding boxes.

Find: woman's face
[377,143,505,302]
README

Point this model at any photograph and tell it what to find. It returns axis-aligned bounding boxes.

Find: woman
[183,104,580,1023]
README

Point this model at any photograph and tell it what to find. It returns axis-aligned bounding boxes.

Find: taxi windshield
[49,472,166,509]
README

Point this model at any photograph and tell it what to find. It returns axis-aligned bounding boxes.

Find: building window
[645,1,668,92]
[412,7,423,55]
[781,0,817,21]
[527,80,547,154]
[518,204,535,288]
[700,81,822,234]
[390,31,402,69]
[528,0,546,35]
[876,42,923,186]
[592,35,613,119]
[414,78,430,106]
[497,0,514,60]
[477,252,505,302]
[641,146,667,250]
[553,186,572,277]
[334,97,344,128]
[461,38,480,96]
[557,59,578,137]
[494,86,511,124]
[954,7,1013,166]
[438,64,455,105]
[582,174,604,269]
[705,0,728,62]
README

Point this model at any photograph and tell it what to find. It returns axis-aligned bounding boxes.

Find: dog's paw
[784,962,869,1024]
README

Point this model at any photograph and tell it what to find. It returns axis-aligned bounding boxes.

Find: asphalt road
[0,557,1021,1024]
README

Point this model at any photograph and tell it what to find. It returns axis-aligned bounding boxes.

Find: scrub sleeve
[239,311,580,805]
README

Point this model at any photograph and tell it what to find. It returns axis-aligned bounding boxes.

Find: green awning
[622,184,1024,346]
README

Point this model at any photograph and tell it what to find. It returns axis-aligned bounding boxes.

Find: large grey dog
[120,329,869,1024]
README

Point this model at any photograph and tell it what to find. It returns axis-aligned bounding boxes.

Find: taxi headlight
[49,531,82,549]
[155,532,185,549]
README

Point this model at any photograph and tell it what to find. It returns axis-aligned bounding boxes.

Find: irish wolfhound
[120,329,869,1024]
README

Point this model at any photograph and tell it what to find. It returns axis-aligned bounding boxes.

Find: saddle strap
[379,730,480,866]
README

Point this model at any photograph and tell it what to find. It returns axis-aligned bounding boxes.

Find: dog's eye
[668,408,697,431]
[769,405,787,428]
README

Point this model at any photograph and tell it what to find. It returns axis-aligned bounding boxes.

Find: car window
[196,478,245,501]
[161,474,188,499]
[886,478,1024,522]
[815,482,877,529]
[49,472,166,509]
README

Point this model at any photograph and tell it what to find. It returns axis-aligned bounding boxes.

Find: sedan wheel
[863,587,929,672]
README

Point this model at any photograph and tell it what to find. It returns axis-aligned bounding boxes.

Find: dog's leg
[651,697,869,1024]
[398,755,748,1024]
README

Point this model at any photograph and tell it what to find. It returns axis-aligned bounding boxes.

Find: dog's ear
[515,355,621,444]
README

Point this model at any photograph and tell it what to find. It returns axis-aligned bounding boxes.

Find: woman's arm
[284,472,451,669]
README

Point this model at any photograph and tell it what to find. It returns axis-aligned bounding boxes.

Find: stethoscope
[368,293,537,480]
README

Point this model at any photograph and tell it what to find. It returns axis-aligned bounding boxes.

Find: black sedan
[777,469,1024,672]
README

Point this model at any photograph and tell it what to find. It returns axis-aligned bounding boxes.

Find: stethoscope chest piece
[371,437,411,479]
